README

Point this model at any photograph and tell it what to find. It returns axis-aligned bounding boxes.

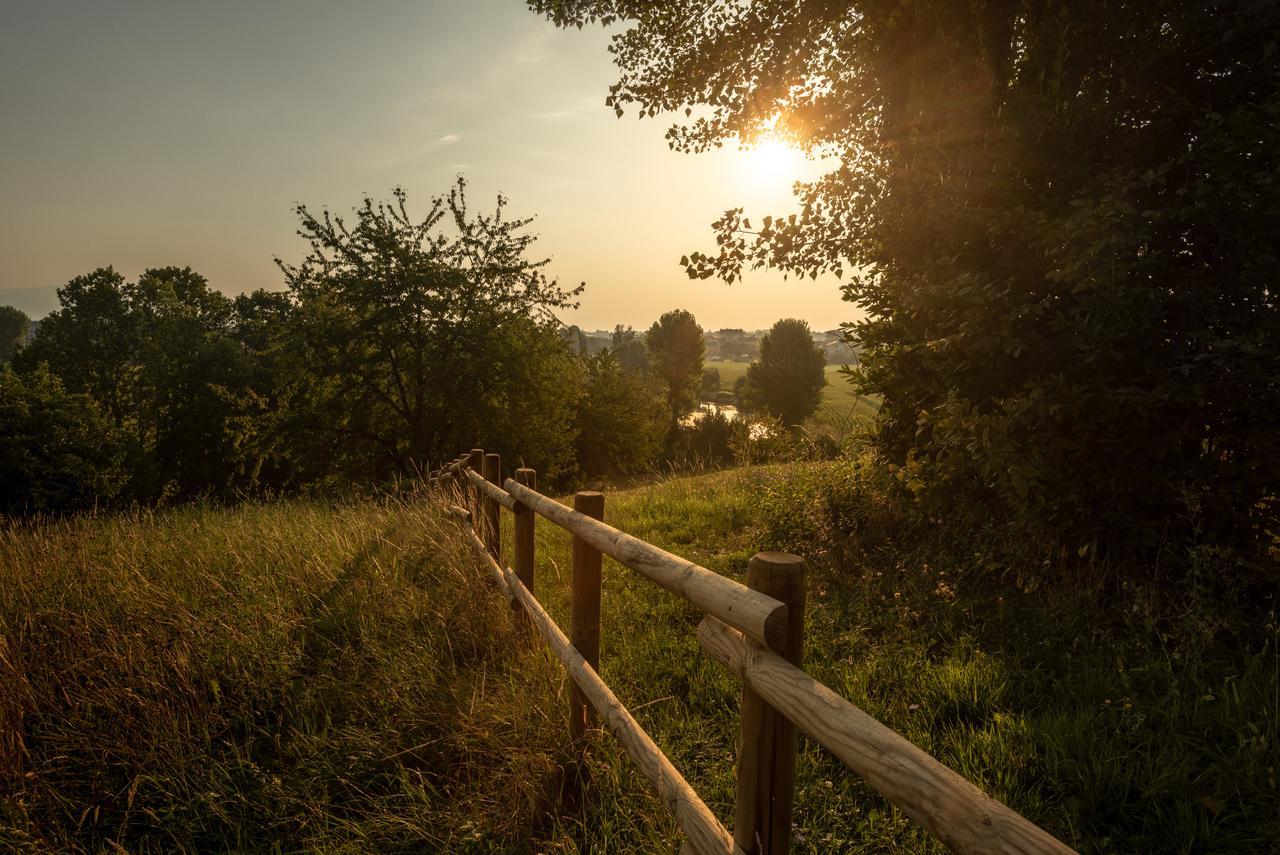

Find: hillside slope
[2,468,1275,852]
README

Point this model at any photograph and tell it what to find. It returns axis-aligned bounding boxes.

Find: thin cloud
[533,95,602,122]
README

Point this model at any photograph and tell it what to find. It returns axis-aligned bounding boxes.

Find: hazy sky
[0,0,851,330]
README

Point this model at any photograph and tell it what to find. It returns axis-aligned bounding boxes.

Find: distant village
[563,325,859,365]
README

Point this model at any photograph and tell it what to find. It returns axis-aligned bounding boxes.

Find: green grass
[3,468,1275,852]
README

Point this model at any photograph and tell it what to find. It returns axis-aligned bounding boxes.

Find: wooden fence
[427,449,1075,855]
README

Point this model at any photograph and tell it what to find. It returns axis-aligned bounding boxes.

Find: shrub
[0,365,125,516]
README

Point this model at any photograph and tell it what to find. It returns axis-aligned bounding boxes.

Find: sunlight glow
[742,136,806,186]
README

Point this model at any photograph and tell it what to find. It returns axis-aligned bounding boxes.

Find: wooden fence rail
[427,452,1074,855]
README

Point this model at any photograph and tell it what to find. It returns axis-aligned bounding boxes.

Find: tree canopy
[742,318,826,426]
[645,308,705,421]
[0,306,29,363]
[280,180,584,480]
[534,0,1280,551]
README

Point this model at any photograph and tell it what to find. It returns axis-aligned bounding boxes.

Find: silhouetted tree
[0,365,125,515]
[0,306,29,363]
[699,367,720,401]
[610,324,648,371]
[645,309,704,421]
[280,179,584,479]
[741,319,826,426]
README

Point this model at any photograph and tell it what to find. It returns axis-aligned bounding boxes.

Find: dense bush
[574,351,668,476]
[0,365,125,516]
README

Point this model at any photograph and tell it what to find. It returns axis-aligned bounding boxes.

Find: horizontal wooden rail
[697,616,1076,855]
[459,514,514,599]
[453,510,737,855]
[503,478,789,652]
[465,466,518,511]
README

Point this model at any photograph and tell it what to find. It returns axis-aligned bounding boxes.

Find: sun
[743,136,805,184]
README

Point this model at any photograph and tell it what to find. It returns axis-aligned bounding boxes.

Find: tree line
[0,181,829,515]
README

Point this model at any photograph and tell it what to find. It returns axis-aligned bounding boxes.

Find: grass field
[2,467,1275,852]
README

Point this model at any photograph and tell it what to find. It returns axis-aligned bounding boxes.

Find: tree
[533,1,1280,550]
[610,324,649,372]
[280,179,584,479]
[645,309,704,421]
[574,350,668,475]
[700,367,720,401]
[17,268,136,426]
[18,266,259,500]
[0,306,29,362]
[0,364,125,515]
[741,319,826,426]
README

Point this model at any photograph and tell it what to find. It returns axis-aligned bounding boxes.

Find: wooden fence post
[482,453,501,561]
[513,468,537,615]
[734,552,806,855]
[469,447,484,527]
[570,491,605,742]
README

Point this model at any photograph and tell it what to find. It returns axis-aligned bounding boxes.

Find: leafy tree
[574,350,668,475]
[280,180,583,479]
[18,268,137,425]
[18,267,263,499]
[0,364,125,515]
[645,309,704,421]
[740,318,826,426]
[534,1,1280,550]
[0,306,30,362]
[700,367,720,401]
[610,324,649,372]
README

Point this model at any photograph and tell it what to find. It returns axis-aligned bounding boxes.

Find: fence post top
[750,551,805,569]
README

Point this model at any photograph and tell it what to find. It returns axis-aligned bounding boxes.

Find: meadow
[1,464,1275,852]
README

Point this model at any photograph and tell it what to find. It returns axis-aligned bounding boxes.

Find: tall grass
[0,497,576,852]
[3,466,1275,852]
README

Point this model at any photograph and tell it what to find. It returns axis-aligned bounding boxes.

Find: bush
[0,365,125,516]
[574,351,668,476]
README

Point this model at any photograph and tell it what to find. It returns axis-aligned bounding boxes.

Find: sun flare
[743,137,805,184]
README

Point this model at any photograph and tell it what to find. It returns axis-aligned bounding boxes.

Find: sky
[0,0,852,331]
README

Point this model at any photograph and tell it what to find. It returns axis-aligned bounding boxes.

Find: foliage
[279,179,584,481]
[0,306,29,363]
[16,267,261,501]
[534,0,1280,553]
[740,318,826,425]
[610,324,649,371]
[670,410,734,466]
[645,308,705,421]
[699,366,720,401]
[0,365,125,515]
[574,350,668,476]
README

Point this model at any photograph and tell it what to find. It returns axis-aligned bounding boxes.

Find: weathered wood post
[570,490,605,741]
[734,552,806,855]
[512,468,537,616]
[468,447,484,528]
[452,457,467,504]
[482,453,501,561]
